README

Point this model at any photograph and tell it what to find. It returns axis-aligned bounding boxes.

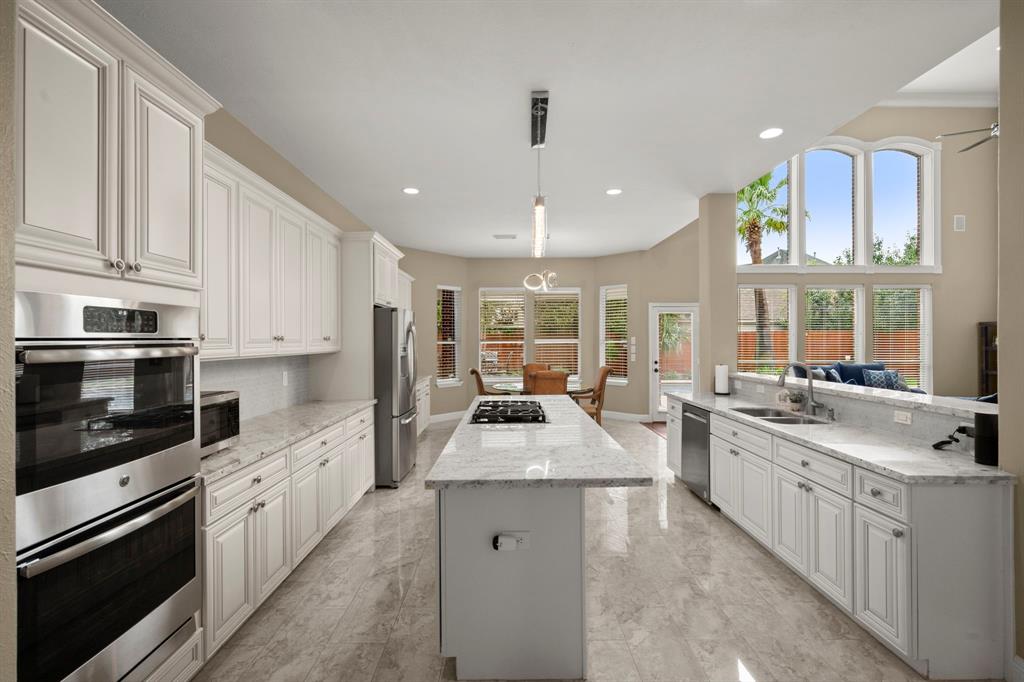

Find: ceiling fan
[936,122,999,153]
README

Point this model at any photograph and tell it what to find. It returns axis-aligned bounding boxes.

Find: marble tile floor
[196,420,972,682]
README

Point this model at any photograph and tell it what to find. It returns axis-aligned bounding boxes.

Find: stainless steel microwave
[200,390,239,456]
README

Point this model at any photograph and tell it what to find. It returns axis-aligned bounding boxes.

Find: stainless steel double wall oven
[14,292,202,682]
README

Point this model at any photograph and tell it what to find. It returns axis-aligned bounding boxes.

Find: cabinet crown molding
[343,230,404,260]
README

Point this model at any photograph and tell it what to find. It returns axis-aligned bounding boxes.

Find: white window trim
[478,286,527,383]
[803,284,865,364]
[533,286,582,380]
[871,284,933,393]
[738,135,941,274]
[736,284,798,372]
[435,284,462,389]
[598,284,629,386]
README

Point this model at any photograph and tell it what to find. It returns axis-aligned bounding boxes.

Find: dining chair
[531,370,568,395]
[470,368,510,396]
[522,363,551,395]
[572,366,613,425]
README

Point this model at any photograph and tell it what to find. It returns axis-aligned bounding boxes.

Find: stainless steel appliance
[14,291,201,681]
[470,400,547,424]
[679,405,712,504]
[200,390,240,456]
[374,306,417,487]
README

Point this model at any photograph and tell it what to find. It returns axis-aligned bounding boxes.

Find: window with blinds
[737,287,793,374]
[479,289,526,378]
[600,285,628,381]
[872,286,931,390]
[533,290,581,377]
[804,287,859,365]
[436,286,461,385]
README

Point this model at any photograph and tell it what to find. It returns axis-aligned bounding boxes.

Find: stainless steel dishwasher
[679,405,712,505]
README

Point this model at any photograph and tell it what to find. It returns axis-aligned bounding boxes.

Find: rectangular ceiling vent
[493,234,517,240]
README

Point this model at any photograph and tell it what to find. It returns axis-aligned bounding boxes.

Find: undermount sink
[730,407,793,418]
[760,415,827,425]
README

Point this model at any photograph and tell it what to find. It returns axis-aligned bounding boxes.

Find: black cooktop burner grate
[470,400,547,424]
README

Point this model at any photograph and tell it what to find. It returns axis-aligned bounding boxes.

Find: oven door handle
[17,485,197,579]
[18,345,199,365]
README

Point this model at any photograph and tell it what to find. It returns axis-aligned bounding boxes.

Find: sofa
[791,361,927,394]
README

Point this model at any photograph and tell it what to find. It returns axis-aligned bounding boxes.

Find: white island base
[436,486,586,680]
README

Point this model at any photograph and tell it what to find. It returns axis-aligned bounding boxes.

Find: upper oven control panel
[83,306,158,334]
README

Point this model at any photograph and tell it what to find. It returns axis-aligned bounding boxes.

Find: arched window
[804,148,855,266]
[736,161,790,266]
[872,149,922,266]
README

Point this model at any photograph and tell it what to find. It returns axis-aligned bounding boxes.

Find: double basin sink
[730,406,827,425]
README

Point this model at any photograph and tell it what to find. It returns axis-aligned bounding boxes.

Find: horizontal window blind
[479,289,525,377]
[533,290,580,377]
[804,287,857,365]
[600,285,628,380]
[872,287,930,389]
[737,287,792,374]
[436,286,461,384]
[81,360,135,411]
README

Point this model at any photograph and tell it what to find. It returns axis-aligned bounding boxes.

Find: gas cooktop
[470,400,547,424]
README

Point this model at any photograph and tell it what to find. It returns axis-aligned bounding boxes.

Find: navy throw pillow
[863,369,900,390]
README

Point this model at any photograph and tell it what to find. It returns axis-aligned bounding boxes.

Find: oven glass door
[17,481,198,682]
[15,344,196,496]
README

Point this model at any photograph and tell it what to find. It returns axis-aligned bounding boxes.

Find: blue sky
[737,151,919,265]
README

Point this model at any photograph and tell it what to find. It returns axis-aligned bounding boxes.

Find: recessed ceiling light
[759,128,784,140]
[605,188,623,196]
[402,187,420,195]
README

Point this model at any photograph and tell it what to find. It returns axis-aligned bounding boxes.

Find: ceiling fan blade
[937,127,993,138]
[959,136,996,153]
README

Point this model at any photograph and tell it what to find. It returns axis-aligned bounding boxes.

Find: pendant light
[530,91,549,259]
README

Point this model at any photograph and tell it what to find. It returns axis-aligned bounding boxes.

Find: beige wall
[204,109,369,233]
[1,0,15,676]
[738,106,999,396]
[400,224,702,417]
[998,0,1024,659]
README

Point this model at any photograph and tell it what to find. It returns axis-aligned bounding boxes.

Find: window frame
[478,286,527,383]
[870,284,933,392]
[737,135,941,275]
[735,284,798,376]
[435,285,462,388]
[802,284,865,366]
[599,284,629,386]
[532,287,582,380]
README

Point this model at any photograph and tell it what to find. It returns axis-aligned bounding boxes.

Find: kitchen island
[425,395,652,680]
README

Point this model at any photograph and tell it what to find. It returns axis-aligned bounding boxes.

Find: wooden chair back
[590,366,613,410]
[531,370,568,395]
[522,363,550,394]
[470,368,488,396]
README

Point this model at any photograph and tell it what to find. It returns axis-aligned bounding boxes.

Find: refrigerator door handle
[406,323,418,391]
[400,411,418,426]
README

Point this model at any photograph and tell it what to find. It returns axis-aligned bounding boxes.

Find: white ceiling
[98,1,996,257]
[887,28,1000,107]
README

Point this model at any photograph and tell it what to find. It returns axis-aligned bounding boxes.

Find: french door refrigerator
[374,307,418,487]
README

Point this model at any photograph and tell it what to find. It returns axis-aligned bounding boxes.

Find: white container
[714,364,730,395]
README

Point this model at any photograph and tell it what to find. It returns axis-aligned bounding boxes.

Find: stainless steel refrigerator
[374,306,418,487]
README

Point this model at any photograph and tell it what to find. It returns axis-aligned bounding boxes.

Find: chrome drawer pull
[729,448,739,456]
[321,439,328,446]
[797,481,805,490]
[800,459,810,467]
[252,475,262,485]
[892,528,904,538]
[869,487,883,497]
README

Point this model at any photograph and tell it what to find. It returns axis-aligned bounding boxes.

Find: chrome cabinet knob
[732,430,738,437]
[869,487,883,497]
[252,474,262,485]
[259,500,266,509]
[797,481,805,490]
[131,262,142,273]
[111,258,126,272]
[892,528,904,538]
[199,333,207,341]
[729,448,739,456]
[360,434,367,440]
[804,484,813,493]
[800,459,810,467]
[321,439,328,446]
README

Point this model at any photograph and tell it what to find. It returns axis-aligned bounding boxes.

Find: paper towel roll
[714,365,730,395]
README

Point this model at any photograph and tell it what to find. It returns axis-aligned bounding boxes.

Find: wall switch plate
[282,370,289,387]
[953,214,966,232]
[894,410,912,425]
[493,531,530,551]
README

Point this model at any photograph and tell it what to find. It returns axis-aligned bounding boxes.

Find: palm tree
[737,172,789,368]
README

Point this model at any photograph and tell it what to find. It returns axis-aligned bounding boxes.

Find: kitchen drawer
[773,438,852,497]
[854,468,908,522]
[667,399,682,418]
[711,414,772,460]
[292,420,347,471]
[204,448,289,524]
[346,408,373,433]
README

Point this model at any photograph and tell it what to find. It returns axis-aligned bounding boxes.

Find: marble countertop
[669,393,1013,485]
[200,399,377,483]
[424,395,654,490]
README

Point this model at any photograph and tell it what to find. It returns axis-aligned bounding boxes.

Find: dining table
[491,380,586,394]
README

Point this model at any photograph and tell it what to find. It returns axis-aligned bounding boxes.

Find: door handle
[400,412,418,425]
[19,345,198,364]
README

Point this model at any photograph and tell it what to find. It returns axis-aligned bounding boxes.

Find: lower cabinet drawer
[853,468,908,522]
[773,438,852,497]
[204,449,289,524]
[346,408,373,433]
[711,414,772,459]
[292,420,347,471]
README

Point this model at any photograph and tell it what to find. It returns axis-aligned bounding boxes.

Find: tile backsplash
[201,356,310,421]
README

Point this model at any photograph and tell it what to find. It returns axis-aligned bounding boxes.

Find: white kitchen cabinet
[291,461,323,565]
[398,270,414,310]
[736,449,772,546]
[203,503,255,657]
[771,465,808,575]
[200,165,238,358]
[239,184,277,356]
[854,504,911,656]
[709,436,739,520]
[307,224,341,353]
[346,428,374,508]
[374,243,401,307]
[15,0,120,278]
[122,66,203,288]
[321,444,347,532]
[275,209,306,353]
[666,414,682,479]
[360,427,376,493]
[415,380,432,437]
[807,483,853,611]
[253,478,292,605]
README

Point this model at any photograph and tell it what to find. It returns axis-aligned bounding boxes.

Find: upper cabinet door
[276,210,306,353]
[200,167,238,358]
[305,226,326,351]
[322,233,342,351]
[373,246,388,306]
[239,185,277,356]
[16,1,120,277]
[123,67,203,288]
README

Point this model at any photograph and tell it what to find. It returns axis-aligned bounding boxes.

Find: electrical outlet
[494,531,530,550]
[282,370,289,387]
[893,410,912,425]
[953,214,966,232]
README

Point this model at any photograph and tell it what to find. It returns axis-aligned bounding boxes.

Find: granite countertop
[424,395,654,490]
[669,393,1013,486]
[200,399,377,483]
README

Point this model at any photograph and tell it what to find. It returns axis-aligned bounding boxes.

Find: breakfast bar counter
[425,395,652,680]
